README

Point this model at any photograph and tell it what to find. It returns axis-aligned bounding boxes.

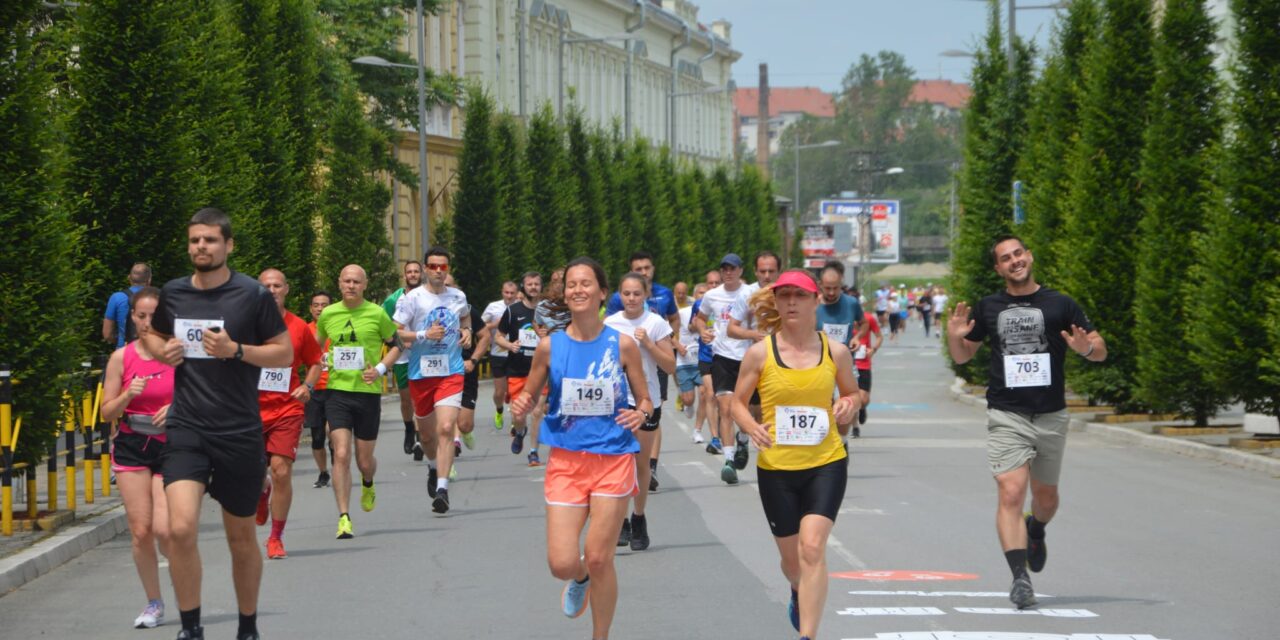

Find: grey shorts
[986,408,1069,485]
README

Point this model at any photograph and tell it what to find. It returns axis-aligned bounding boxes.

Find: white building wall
[463,0,741,162]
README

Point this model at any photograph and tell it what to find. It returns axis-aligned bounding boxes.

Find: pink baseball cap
[770,271,818,294]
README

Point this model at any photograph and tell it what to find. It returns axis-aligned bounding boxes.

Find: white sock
[736,432,749,446]
[724,445,736,462]
[437,477,449,491]
[427,459,437,470]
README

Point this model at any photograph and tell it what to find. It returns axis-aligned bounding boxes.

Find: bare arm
[831,343,862,431]
[728,318,766,342]
[511,336,552,420]
[99,349,130,423]
[730,341,771,449]
[102,319,116,344]
[648,335,677,375]
[618,338,652,431]
[946,301,982,365]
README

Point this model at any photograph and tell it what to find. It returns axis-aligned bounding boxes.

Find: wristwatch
[233,342,244,361]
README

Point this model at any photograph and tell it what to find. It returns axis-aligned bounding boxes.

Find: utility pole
[755,63,770,179]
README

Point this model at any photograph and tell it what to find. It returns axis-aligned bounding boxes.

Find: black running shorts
[490,355,508,379]
[857,368,872,392]
[162,426,266,518]
[462,364,479,410]
[325,390,382,441]
[698,360,713,377]
[305,389,329,451]
[756,457,848,538]
[711,355,742,396]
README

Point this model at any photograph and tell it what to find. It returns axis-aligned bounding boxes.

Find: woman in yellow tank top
[731,269,861,640]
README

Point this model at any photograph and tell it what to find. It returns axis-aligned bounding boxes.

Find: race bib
[774,406,831,446]
[519,327,539,349]
[561,378,614,416]
[174,318,225,359]
[257,367,290,393]
[419,354,449,377]
[333,346,364,371]
[822,323,849,346]
[854,344,868,360]
[1004,353,1051,388]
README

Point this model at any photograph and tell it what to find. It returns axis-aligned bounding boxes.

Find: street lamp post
[788,140,840,267]
[353,16,431,254]
[856,166,904,293]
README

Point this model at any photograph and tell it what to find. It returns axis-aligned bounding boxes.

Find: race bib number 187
[774,406,830,446]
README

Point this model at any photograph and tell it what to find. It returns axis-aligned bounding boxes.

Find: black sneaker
[617,517,632,547]
[648,470,659,492]
[1026,515,1047,572]
[1010,576,1037,609]
[403,428,415,454]
[432,488,450,514]
[313,471,330,488]
[858,407,867,425]
[511,428,527,454]
[412,440,424,461]
[427,467,439,498]
[176,627,205,640]
[733,444,749,470]
[236,633,260,640]
[851,426,861,438]
[629,514,649,551]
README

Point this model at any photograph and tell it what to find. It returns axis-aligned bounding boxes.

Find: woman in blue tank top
[511,257,653,640]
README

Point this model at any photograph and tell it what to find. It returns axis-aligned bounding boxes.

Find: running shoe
[494,412,504,431]
[1009,576,1037,609]
[134,600,164,629]
[449,464,458,480]
[733,436,750,470]
[360,482,376,512]
[175,627,204,640]
[706,436,723,455]
[236,634,260,640]
[454,439,462,457]
[462,431,475,450]
[255,485,271,526]
[427,467,438,498]
[852,426,861,438]
[858,407,867,425]
[313,471,330,488]
[561,576,590,618]
[788,587,800,631]
[629,513,649,551]
[336,514,354,539]
[683,404,694,419]
[266,537,287,560]
[412,439,424,461]
[1026,515,1047,573]
[649,471,659,492]
[721,462,739,485]
[432,488,450,514]
[528,450,542,467]
[617,517,632,547]
[403,427,415,454]
[692,429,705,444]
[511,428,526,454]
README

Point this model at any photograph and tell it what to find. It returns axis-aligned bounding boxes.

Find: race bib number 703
[1004,353,1051,388]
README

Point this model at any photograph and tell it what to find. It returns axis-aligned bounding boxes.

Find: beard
[194,257,225,273]
[406,276,422,288]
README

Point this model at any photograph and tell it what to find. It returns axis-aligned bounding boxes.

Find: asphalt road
[1,327,1276,640]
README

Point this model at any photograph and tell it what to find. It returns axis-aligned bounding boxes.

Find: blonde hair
[747,269,818,335]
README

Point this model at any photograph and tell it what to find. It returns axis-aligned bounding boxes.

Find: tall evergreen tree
[622,138,662,267]
[702,167,732,264]
[949,1,1033,383]
[1059,0,1154,410]
[565,109,602,262]
[526,103,576,273]
[493,114,536,282]
[1,0,89,463]
[1018,0,1098,286]
[451,86,501,299]
[1189,0,1280,423]
[1132,0,1223,423]
[670,163,703,284]
[587,129,617,271]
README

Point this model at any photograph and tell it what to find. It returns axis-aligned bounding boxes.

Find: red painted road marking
[830,570,979,581]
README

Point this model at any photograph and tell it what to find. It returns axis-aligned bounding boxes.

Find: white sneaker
[692,430,705,444]
[134,600,164,628]
[683,404,695,418]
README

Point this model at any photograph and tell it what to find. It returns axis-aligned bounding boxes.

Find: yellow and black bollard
[94,356,110,497]
[63,392,76,514]
[80,362,95,504]
[26,467,37,519]
[46,438,56,512]
[2,364,13,536]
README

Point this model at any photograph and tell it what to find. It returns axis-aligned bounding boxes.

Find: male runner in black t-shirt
[495,271,541,456]
[145,208,292,640]
[947,234,1107,610]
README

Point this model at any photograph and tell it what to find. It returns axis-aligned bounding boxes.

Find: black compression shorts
[756,457,848,538]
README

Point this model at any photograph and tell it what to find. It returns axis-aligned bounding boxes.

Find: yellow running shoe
[336,514,354,539]
[462,431,475,450]
[449,464,458,480]
[361,482,376,512]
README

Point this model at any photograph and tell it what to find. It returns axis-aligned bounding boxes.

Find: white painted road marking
[847,591,1055,598]
[840,634,1171,640]
[838,607,947,616]
[954,608,1098,618]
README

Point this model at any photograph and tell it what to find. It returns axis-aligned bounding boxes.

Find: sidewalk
[949,378,1280,477]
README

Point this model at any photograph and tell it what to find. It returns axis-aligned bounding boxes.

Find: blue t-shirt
[606,282,678,319]
[690,299,713,363]
[540,327,640,455]
[104,285,143,348]
[815,294,864,348]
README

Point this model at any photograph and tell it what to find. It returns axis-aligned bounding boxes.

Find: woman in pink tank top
[100,286,173,629]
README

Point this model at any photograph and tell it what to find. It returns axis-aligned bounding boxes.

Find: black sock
[404,420,414,434]
[496,407,504,414]
[179,607,201,631]
[1005,549,1029,579]
[362,477,373,487]
[238,611,257,636]
[1027,515,1047,539]
[340,512,348,519]
[648,458,657,471]
[575,574,589,584]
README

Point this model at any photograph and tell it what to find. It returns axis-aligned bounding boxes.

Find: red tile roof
[908,80,971,110]
[733,87,835,119]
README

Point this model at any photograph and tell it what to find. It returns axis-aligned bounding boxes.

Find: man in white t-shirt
[481,281,518,430]
[726,251,781,452]
[692,254,754,485]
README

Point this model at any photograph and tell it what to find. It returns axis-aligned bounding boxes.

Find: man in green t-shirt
[315,264,401,540]
[383,261,422,457]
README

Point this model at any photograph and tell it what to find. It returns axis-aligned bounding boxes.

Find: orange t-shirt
[308,320,331,390]
[259,312,323,425]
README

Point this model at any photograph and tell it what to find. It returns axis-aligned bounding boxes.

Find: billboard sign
[818,199,900,264]
[800,224,835,257]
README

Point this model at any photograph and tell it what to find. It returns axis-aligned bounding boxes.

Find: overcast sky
[692,0,1062,90]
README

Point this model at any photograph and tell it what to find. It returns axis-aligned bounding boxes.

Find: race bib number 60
[174,318,225,359]
[561,378,614,416]
[774,406,831,446]
[1004,353,1051,388]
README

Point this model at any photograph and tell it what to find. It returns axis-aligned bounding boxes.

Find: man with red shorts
[254,269,322,559]
[393,247,472,514]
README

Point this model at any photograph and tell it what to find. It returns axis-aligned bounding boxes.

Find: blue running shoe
[561,576,590,618]
[706,437,723,455]
[511,428,526,455]
[788,587,799,631]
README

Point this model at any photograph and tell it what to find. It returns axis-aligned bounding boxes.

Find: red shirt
[259,312,323,425]
[308,320,330,390]
[857,312,880,371]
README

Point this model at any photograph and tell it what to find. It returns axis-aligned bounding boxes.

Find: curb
[0,505,127,594]
[948,378,1280,478]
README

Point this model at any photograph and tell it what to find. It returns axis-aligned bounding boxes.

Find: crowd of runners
[99,207,1105,640]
